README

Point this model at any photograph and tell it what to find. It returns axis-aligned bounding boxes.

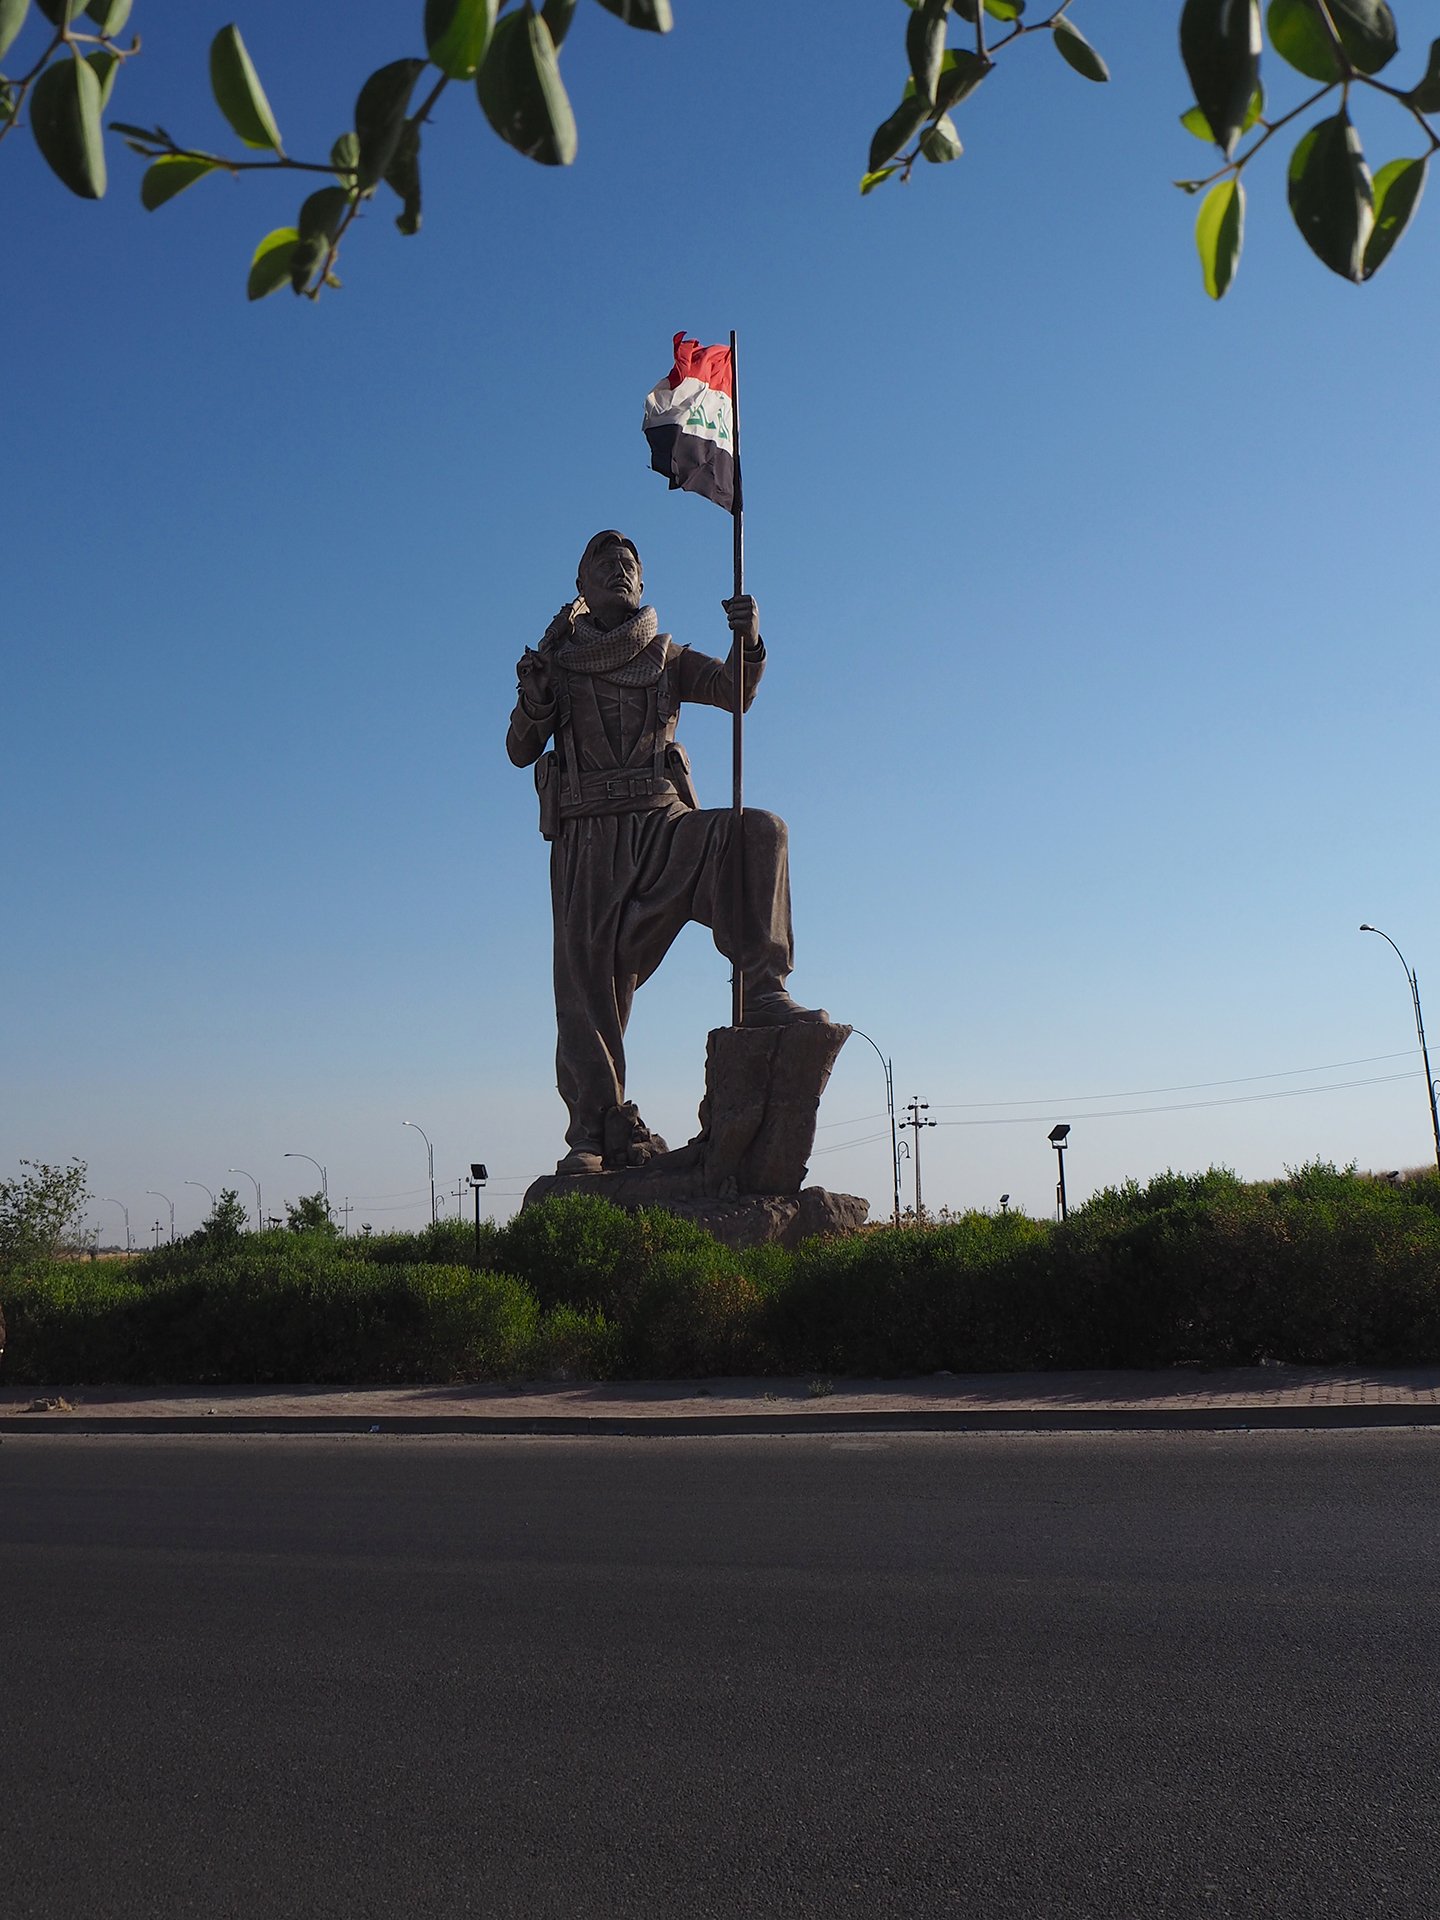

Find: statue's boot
[741,988,830,1028]
[554,1147,603,1175]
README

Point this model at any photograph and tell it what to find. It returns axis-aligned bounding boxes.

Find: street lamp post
[851,1027,901,1229]
[1360,925,1440,1178]
[98,1196,131,1253]
[227,1168,262,1233]
[403,1121,437,1226]
[1048,1125,1071,1221]
[146,1190,176,1242]
[284,1153,329,1215]
[185,1179,216,1224]
[469,1162,488,1261]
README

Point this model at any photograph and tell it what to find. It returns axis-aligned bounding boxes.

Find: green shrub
[8,1167,1440,1384]
[531,1303,623,1379]
[492,1194,727,1318]
[350,1217,501,1268]
[623,1256,769,1376]
[1,1253,541,1384]
[767,1211,1051,1376]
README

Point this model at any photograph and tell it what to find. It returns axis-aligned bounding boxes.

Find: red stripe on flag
[668,332,733,399]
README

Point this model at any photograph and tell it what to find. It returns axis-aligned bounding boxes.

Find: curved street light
[402,1120,437,1226]
[1360,924,1440,1176]
[284,1153,329,1214]
[146,1190,176,1243]
[185,1179,216,1223]
[850,1028,901,1228]
[98,1196,131,1253]
[227,1168,262,1233]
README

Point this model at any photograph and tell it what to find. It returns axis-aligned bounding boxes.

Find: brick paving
[4,1366,1440,1432]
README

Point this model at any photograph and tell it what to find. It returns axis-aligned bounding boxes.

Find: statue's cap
[577,529,640,587]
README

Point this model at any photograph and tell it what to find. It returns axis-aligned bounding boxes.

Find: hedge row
[3,1163,1439,1384]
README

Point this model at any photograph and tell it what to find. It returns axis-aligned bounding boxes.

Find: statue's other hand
[722,594,761,651]
[516,647,554,710]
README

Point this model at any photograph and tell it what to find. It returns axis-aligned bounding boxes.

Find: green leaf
[85,46,119,107]
[1195,177,1244,296]
[34,0,83,23]
[920,113,962,163]
[1267,0,1397,81]
[540,0,577,47]
[0,0,30,64]
[354,58,424,189]
[1407,37,1440,111]
[384,116,422,234]
[1180,83,1263,143]
[83,0,130,33]
[1181,0,1260,159]
[330,130,360,177]
[906,0,947,107]
[31,51,106,197]
[1053,16,1109,82]
[594,0,673,29]
[983,0,1023,19]
[935,48,989,112]
[247,226,298,300]
[859,166,898,195]
[868,95,929,171]
[1288,109,1373,281]
[0,80,16,128]
[140,154,218,209]
[476,5,576,166]
[424,0,497,80]
[1363,154,1426,276]
[298,184,350,242]
[288,232,329,296]
[209,25,283,153]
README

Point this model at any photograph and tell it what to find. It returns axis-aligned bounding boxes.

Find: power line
[933,1071,1414,1127]
[931,1049,1418,1111]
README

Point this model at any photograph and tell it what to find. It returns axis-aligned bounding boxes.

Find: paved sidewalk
[4,1367,1440,1433]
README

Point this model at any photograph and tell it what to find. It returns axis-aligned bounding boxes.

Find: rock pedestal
[523,1021,868,1247]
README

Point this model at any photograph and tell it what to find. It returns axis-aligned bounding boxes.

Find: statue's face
[578,535,643,628]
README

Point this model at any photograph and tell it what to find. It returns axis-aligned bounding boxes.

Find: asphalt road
[4,1431,1439,1919]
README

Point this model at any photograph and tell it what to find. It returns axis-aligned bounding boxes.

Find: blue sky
[7,0,1440,1237]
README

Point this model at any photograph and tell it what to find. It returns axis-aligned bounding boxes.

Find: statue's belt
[561,767,675,811]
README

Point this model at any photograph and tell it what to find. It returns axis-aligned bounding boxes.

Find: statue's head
[577,529,643,629]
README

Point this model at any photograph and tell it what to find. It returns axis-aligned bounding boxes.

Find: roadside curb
[6,1404,1440,1436]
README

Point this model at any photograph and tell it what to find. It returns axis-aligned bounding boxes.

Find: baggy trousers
[551,802,794,1152]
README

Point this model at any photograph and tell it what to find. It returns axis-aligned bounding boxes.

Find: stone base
[519,1178,868,1249]
[523,1018,864,1246]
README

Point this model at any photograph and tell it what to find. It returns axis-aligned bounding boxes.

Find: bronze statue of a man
[508,529,825,1175]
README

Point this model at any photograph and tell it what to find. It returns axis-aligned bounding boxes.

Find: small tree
[196,1185,249,1244]
[0,1158,91,1269]
[285,1190,335,1234]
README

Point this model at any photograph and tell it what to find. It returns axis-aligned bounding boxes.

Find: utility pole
[336,1196,354,1236]
[899,1097,936,1222]
[451,1177,466,1217]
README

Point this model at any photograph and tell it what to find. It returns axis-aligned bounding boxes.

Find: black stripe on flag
[645,425,736,514]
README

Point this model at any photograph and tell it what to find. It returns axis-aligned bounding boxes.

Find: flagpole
[729,327,745,1029]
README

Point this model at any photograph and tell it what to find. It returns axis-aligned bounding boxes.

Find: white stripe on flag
[641,377,734,451]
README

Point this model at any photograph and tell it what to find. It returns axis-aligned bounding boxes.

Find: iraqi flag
[642,334,736,513]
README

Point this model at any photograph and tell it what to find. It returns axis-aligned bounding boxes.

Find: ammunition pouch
[664,742,698,811]
[535,751,560,841]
